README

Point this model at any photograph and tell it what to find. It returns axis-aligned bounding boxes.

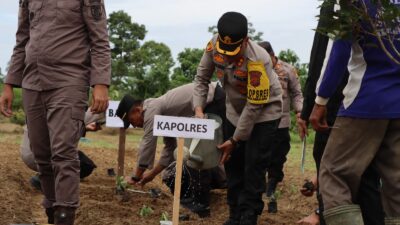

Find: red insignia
[216,69,224,79]
[236,82,247,94]
[234,70,247,78]
[214,54,225,64]
[249,71,262,87]
[235,57,245,67]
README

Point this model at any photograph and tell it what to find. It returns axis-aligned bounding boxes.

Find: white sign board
[153,115,215,140]
[106,101,131,128]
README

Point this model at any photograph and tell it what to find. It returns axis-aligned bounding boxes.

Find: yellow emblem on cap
[224,36,232,44]
[216,35,244,56]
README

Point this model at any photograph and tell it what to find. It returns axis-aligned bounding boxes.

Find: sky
[0,0,321,74]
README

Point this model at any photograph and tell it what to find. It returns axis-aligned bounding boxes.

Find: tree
[318,0,400,64]
[278,49,301,68]
[208,22,263,41]
[170,48,204,88]
[131,41,174,99]
[0,67,3,83]
[108,11,174,99]
[108,11,146,95]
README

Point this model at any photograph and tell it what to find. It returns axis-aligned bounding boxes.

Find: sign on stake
[153,115,215,225]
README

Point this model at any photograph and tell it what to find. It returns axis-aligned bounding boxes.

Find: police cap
[258,41,275,55]
[116,95,136,129]
[216,12,248,56]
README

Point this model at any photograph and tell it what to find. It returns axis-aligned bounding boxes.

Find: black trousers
[313,130,384,225]
[267,128,291,182]
[224,119,279,215]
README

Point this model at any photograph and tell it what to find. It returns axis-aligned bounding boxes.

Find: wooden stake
[172,138,184,225]
[117,127,126,177]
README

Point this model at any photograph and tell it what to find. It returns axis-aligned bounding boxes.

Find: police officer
[258,41,303,213]
[193,12,282,225]
[115,82,226,216]
[22,110,104,190]
[0,0,111,224]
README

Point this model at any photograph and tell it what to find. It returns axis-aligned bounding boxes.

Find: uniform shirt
[5,0,111,90]
[194,34,282,141]
[274,59,303,128]
[138,82,216,169]
[316,0,400,119]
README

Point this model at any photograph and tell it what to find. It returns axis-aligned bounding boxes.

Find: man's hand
[218,138,236,164]
[297,116,308,140]
[0,84,14,117]
[125,168,145,185]
[91,84,109,114]
[194,106,205,118]
[300,176,317,197]
[138,172,156,186]
[296,212,320,225]
[309,104,329,132]
[85,122,102,132]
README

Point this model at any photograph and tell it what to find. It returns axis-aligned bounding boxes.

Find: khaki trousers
[319,117,400,216]
[22,86,88,208]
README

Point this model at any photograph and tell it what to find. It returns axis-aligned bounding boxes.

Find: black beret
[116,95,135,129]
[216,12,248,56]
[258,41,274,55]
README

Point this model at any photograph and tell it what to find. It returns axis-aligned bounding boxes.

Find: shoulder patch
[90,0,104,21]
[206,41,213,52]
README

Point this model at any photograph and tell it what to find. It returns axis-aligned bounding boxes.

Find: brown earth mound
[0,125,316,225]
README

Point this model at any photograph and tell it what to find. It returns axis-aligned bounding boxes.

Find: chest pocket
[56,0,82,24]
[28,0,43,28]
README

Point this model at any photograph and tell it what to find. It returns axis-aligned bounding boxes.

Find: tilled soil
[0,124,316,225]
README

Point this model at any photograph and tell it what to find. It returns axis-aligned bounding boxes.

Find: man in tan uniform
[116,82,226,217]
[258,41,303,213]
[193,12,282,225]
[0,1,111,224]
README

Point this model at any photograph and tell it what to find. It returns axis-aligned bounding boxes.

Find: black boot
[223,207,240,225]
[54,207,76,225]
[46,207,55,224]
[185,201,210,218]
[240,211,258,225]
[267,199,278,213]
[30,174,42,191]
[266,178,278,197]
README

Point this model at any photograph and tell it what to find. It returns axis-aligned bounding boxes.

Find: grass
[287,130,316,173]
[0,121,317,174]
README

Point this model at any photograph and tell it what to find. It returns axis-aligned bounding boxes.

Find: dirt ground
[0,122,317,225]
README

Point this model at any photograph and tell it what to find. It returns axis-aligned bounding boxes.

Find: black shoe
[30,174,42,191]
[240,211,258,225]
[183,201,210,218]
[223,218,240,225]
[180,197,194,208]
[46,207,55,224]
[54,207,76,225]
[223,207,240,225]
[268,200,278,213]
[266,178,278,197]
